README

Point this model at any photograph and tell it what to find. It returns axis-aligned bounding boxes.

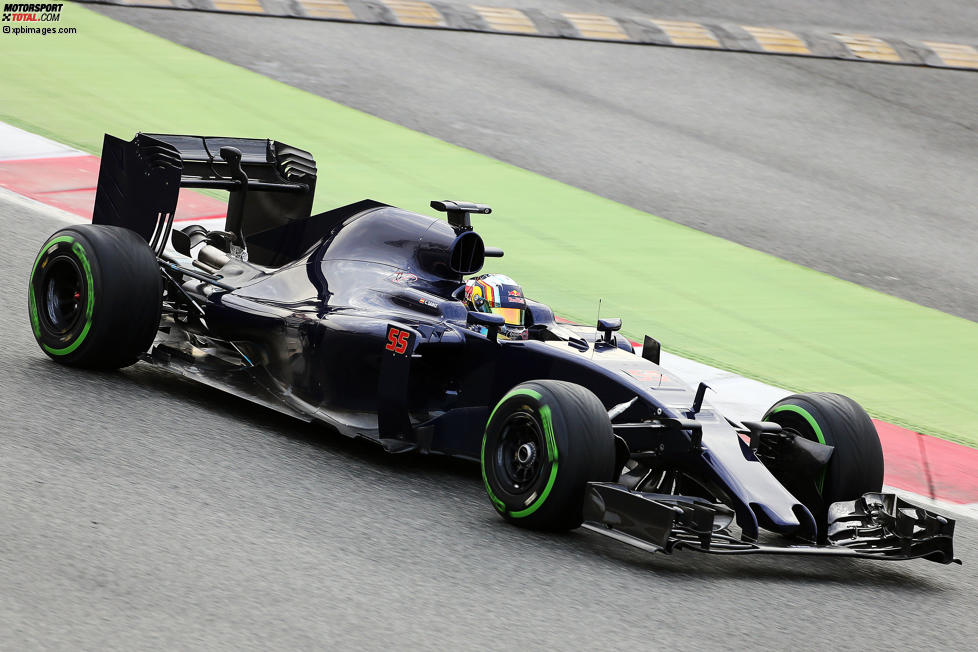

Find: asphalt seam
[74,0,978,72]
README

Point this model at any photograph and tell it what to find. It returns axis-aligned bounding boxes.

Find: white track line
[0,122,86,161]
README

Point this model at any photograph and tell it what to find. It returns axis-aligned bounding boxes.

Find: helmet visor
[490,306,524,326]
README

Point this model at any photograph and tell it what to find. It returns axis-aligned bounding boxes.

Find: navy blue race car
[28,133,958,564]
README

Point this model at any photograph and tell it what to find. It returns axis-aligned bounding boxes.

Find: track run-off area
[1,3,977,648]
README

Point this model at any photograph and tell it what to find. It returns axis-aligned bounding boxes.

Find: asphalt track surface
[1,196,976,649]
[4,4,977,648]
[92,5,978,323]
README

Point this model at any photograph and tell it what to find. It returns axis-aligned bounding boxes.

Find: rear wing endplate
[92,132,317,251]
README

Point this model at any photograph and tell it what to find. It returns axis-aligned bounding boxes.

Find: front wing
[582,484,959,564]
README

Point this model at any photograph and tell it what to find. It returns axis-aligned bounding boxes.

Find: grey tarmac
[4,1,978,646]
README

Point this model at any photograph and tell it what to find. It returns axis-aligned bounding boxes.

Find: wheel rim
[495,411,546,493]
[40,255,85,335]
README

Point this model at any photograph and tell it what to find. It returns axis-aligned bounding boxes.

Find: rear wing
[92,132,317,252]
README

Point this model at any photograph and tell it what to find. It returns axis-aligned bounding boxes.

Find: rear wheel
[28,225,162,369]
[481,380,616,530]
[763,392,884,528]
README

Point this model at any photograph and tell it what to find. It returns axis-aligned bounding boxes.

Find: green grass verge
[2,4,977,446]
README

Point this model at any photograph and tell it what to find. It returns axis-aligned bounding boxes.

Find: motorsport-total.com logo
[2,3,63,21]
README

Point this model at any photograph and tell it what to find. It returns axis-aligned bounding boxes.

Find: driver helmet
[464,274,527,339]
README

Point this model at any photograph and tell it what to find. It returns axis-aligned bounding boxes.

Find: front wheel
[28,224,162,369]
[763,392,884,528]
[481,380,616,530]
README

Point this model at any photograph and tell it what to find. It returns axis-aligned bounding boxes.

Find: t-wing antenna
[430,200,491,233]
[219,146,249,246]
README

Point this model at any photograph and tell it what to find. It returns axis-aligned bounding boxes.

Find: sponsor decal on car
[623,368,686,390]
[389,271,418,284]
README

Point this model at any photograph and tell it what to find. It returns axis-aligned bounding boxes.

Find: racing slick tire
[763,392,884,527]
[28,224,162,370]
[481,380,616,531]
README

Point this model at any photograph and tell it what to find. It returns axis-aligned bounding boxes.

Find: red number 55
[385,327,410,354]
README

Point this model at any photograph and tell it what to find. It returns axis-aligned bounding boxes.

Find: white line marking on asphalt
[0,122,85,161]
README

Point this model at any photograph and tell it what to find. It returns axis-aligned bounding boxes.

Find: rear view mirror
[467,311,505,342]
[642,335,661,364]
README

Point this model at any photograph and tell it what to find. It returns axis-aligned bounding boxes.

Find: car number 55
[385,327,411,354]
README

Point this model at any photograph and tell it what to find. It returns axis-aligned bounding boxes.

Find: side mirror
[596,317,622,343]
[642,335,661,365]
[468,311,505,342]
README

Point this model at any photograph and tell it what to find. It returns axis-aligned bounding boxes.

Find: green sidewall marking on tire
[508,404,559,519]
[486,387,541,427]
[768,404,827,493]
[482,387,559,517]
[29,235,96,356]
[29,235,74,339]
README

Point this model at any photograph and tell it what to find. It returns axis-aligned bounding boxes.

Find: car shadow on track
[568,531,947,590]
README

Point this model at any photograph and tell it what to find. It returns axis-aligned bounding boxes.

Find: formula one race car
[28,133,958,564]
